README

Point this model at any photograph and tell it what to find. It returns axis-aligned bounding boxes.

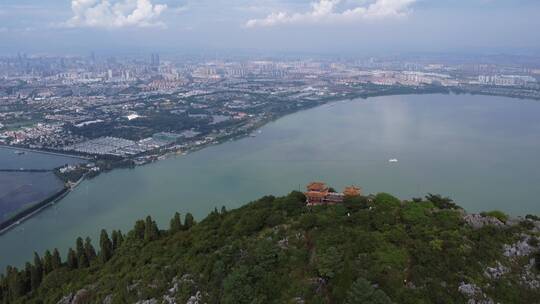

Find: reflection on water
[1,94,540,270]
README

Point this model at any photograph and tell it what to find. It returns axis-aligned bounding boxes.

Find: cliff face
[2,191,540,304]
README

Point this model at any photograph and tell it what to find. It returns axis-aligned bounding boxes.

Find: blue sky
[0,0,539,55]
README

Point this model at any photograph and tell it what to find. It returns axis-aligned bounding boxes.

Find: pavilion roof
[343,185,361,197]
[307,182,328,191]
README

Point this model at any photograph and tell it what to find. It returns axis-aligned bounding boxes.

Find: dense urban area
[1,53,540,180]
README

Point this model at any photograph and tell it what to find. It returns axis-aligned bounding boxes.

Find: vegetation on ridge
[1,191,539,303]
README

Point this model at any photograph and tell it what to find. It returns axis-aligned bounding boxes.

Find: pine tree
[23,263,32,292]
[144,216,153,241]
[117,230,124,247]
[67,248,78,269]
[7,267,25,298]
[84,237,97,261]
[134,220,146,240]
[99,229,113,263]
[536,251,540,271]
[345,278,393,304]
[75,237,85,260]
[317,246,342,279]
[144,216,159,241]
[333,257,354,303]
[30,263,41,291]
[169,212,182,233]
[32,252,43,287]
[43,250,53,274]
[111,230,122,250]
[78,253,89,268]
[184,213,195,230]
[52,248,62,270]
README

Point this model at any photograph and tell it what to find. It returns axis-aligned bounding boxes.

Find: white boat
[388,158,398,163]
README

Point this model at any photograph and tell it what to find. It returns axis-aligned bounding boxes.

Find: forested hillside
[1,191,540,303]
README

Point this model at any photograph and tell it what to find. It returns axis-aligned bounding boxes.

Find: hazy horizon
[1,0,539,56]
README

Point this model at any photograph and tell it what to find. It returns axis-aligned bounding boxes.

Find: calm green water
[1,94,540,270]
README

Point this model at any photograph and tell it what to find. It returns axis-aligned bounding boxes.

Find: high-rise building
[151,53,160,67]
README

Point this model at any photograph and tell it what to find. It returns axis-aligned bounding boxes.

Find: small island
[1,183,539,303]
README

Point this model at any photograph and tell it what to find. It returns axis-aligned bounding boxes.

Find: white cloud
[63,0,167,29]
[172,5,189,14]
[245,0,416,28]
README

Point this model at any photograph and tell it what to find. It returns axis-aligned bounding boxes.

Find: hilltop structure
[304,182,361,206]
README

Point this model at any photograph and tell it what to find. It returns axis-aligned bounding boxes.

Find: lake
[0,148,85,222]
[1,93,540,270]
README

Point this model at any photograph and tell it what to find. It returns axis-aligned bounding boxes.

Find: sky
[0,0,539,56]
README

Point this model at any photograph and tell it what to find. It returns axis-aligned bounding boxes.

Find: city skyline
[1,0,539,55]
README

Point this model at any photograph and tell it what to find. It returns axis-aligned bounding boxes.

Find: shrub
[481,210,508,223]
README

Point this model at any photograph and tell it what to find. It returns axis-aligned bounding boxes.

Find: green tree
[317,246,342,279]
[7,267,26,298]
[67,248,78,270]
[346,278,393,304]
[222,266,256,304]
[51,249,62,270]
[43,250,53,274]
[144,216,159,241]
[23,263,32,292]
[481,210,508,223]
[32,252,43,287]
[184,213,195,230]
[536,251,540,271]
[30,264,41,291]
[169,212,182,233]
[99,229,113,263]
[425,193,458,210]
[84,237,97,261]
[75,237,85,260]
[333,257,355,303]
[111,230,124,250]
[134,220,146,240]
[78,253,89,268]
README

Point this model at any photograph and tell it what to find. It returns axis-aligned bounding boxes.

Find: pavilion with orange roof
[304,182,361,206]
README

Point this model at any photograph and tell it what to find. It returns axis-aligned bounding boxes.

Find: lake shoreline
[1,92,540,272]
[0,174,86,235]
[0,90,538,237]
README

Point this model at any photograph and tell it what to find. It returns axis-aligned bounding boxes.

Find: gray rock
[503,235,536,258]
[463,214,504,229]
[103,294,113,304]
[458,282,481,298]
[278,237,289,249]
[291,297,305,304]
[520,258,540,289]
[458,282,494,304]
[163,294,177,304]
[56,293,74,304]
[186,291,202,304]
[134,299,158,304]
[56,289,90,304]
[484,261,509,280]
